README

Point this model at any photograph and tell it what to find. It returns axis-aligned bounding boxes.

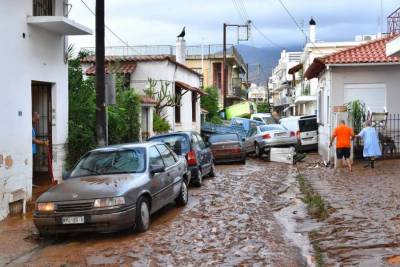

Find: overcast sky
[68,0,400,50]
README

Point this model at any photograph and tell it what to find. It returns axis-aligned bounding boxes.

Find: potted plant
[345,100,366,160]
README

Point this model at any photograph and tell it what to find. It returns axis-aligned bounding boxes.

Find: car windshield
[259,124,287,132]
[262,116,275,124]
[70,148,146,177]
[209,134,239,143]
[149,135,190,155]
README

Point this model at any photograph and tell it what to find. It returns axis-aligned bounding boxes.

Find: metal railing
[373,113,400,158]
[81,44,246,68]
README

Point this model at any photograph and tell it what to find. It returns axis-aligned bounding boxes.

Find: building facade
[0,0,91,220]
[82,41,202,136]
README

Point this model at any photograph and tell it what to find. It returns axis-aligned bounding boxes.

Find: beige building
[184,44,247,108]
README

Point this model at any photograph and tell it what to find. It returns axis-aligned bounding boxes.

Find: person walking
[32,112,49,153]
[357,121,381,168]
[329,120,355,172]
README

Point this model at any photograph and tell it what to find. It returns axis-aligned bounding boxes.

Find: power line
[80,0,141,52]
[277,0,323,53]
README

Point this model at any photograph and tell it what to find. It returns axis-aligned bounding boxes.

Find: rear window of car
[263,116,275,124]
[148,134,190,155]
[209,134,239,143]
[259,124,287,132]
[299,117,318,132]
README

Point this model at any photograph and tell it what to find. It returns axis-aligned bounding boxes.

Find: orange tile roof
[323,34,400,64]
[81,55,201,76]
[85,62,136,75]
[304,34,400,79]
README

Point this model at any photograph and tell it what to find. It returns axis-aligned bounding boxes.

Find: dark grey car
[33,142,190,235]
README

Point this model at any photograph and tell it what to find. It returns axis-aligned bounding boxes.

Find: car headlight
[37,202,55,212]
[93,197,125,208]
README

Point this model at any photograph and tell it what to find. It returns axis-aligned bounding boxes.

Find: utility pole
[222,20,251,109]
[95,0,107,146]
[222,23,227,109]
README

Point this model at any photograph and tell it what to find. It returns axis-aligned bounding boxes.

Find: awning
[85,62,137,76]
[175,81,205,96]
[304,58,326,79]
[27,16,93,35]
[288,63,303,74]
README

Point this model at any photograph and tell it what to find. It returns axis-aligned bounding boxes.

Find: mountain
[236,44,301,86]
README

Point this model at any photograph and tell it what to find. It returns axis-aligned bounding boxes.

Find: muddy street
[0,159,308,267]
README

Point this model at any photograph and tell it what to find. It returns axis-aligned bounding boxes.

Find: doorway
[31,81,53,186]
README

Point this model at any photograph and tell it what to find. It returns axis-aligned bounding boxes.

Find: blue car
[148,131,215,187]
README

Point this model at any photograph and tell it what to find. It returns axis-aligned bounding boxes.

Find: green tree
[257,102,270,113]
[201,86,221,122]
[153,113,171,133]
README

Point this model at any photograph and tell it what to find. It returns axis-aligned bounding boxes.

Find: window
[156,144,177,167]
[175,86,181,123]
[148,134,190,155]
[213,62,222,89]
[196,134,206,149]
[70,148,146,177]
[192,92,197,122]
[33,0,53,16]
[149,146,164,167]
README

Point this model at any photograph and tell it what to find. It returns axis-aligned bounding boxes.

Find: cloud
[68,0,400,50]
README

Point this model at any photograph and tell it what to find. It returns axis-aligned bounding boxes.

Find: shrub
[153,113,171,133]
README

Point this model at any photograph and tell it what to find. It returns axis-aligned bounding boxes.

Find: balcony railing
[273,96,294,106]
[81,44,246,69]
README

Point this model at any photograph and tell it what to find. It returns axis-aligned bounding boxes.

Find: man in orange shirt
[329,120,355,172]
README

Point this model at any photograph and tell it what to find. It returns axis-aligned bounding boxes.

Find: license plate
[275,133,287,137]
[62,216,84,224]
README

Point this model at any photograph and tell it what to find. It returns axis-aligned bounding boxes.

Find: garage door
[344,83,386,112]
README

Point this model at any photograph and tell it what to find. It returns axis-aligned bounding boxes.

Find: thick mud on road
[0,159,308,267]
[298,155,400,267]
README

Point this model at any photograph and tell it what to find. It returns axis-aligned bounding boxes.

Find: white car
[279,115,318,151]
[250,113,276,124]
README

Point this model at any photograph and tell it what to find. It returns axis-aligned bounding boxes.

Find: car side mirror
[150,165,165,175]
[62,170,70,180]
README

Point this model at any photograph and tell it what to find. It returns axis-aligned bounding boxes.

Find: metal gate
[32,82,52,180]
[374,113,400,158]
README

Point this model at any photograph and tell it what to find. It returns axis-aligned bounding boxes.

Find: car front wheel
[209,163,216,177]
[175,181,188,206]
[135,197,150,233]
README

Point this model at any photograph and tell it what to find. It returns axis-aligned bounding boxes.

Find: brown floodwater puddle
[387,255,400,265]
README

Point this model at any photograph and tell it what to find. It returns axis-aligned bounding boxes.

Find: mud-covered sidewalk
[298,154,400,266]
[0,159,308,267]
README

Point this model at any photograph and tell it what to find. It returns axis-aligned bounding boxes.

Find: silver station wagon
[33,142,190,235]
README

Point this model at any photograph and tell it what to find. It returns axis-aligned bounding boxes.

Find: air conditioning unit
[355,35,377,42]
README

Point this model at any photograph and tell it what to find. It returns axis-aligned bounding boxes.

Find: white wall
[318,64,400,161]
[0,0,69,220]
[130,60,201,133]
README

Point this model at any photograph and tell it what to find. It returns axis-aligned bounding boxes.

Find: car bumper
[189,166,200,183]
[259,140,298,150]
[33,205,136,235]
[214,152,245,163]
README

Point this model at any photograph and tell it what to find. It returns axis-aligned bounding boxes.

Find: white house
[304,35,400,162]
[0,0,92,220]
[248,83,268,103]
[269,50,302,116]
[82,39,203,137]
[288,18,371,116]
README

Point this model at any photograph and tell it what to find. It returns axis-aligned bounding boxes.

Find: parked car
[33,143,190,235]
[279,115,318,151]
[208,133,246,164]
[250,113,276,124]
[148,131,215,187]
[243,124,297,157]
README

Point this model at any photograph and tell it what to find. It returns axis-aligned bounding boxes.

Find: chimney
[309,17,316,43]
[176,38,186,64]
